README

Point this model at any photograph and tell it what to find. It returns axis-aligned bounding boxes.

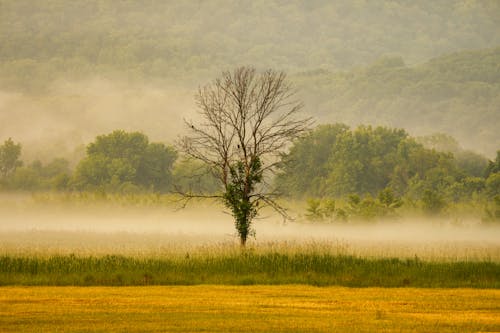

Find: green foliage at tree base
[223,158,263,246]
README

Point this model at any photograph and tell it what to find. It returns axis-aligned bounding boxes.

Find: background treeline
[276,124,500,221]
[0,131,217,194]
[277,124,496,198]
[293,47,500,156]
[1,0,499,92]
[1,127,499,222]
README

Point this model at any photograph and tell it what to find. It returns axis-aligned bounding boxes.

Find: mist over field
[0,194,498,262]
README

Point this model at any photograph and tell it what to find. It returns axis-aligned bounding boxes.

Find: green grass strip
[0,253,498,288]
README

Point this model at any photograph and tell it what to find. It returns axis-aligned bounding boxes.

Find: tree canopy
[0,138,22,178]
[277,124,480,201]
[73,130,177,192]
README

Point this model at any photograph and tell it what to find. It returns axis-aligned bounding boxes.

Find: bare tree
[179,67,312,246]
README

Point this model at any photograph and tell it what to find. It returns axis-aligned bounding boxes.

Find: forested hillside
[294,47,500,156]
[1,0,499,91]
[0,0,499,159]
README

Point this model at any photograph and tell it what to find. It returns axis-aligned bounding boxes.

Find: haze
[1,195,498,261]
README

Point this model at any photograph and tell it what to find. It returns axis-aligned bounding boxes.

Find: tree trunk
[237,213,249,247]
[240,235,247,247]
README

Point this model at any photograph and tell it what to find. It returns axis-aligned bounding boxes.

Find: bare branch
[178,67,311,245]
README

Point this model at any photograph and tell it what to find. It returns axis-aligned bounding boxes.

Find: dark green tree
[326,125,409,196]
[421,189,447,215]
[417,133,489,177]
[73,130,177,192]
[0,138,22,178]
[276,124,349,197]
[485,172,500,198]
[485,151,500,177]
[483,195,500,224]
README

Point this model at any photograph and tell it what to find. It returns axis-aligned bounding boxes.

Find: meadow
[1,286,499,332]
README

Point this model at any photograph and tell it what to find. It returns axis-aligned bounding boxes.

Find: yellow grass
[0,286,499,332]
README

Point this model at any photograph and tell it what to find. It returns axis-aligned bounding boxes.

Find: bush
[421,189,447,215]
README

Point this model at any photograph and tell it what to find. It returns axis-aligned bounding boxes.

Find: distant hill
[294,47,500,156]
[0,1,498,158]
[1,0,500,91]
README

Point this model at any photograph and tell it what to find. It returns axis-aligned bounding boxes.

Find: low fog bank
[1,203,498,260]
[1,201,498,242]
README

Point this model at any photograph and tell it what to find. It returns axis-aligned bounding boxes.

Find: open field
[1,250,499,288]
[1,286,499,332]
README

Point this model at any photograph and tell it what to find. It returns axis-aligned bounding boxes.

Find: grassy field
[1,248,499,288]
[0,286,499,332]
